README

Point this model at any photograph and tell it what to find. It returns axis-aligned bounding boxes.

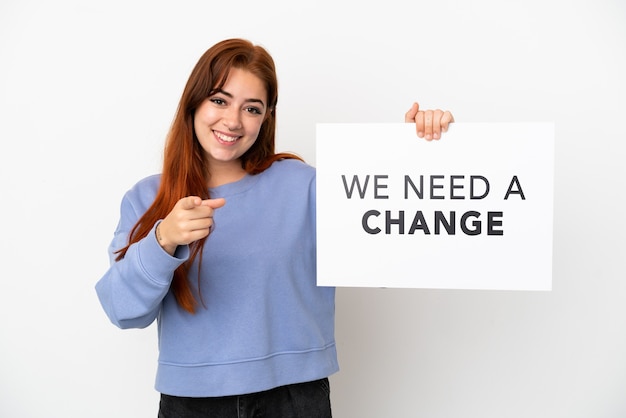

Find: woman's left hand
[405,102,454,141]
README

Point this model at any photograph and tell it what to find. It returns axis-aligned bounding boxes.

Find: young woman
[96,38,453,417]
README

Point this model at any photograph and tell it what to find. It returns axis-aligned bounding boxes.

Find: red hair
[115,38,302,313]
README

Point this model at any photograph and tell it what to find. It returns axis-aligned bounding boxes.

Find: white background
[1,1,624,417]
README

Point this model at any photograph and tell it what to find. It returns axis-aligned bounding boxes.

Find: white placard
[316,123,554,290]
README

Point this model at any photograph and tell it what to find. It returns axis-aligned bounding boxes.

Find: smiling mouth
[214,131,240,143]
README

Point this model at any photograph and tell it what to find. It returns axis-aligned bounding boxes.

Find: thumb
[178,196,202,210]
[404,102,419,122]
[202,197,226,209]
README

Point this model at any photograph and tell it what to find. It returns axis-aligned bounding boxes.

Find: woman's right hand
[156,196,226,255]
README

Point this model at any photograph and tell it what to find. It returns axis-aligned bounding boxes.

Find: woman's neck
[207,159,247,188]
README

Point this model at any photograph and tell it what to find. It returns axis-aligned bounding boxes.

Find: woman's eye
[210,98,225,105]
[245,106,262,115]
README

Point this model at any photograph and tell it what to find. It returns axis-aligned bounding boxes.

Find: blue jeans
[158,378,332,418]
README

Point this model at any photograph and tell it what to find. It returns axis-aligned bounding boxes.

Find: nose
[222,107,242,131]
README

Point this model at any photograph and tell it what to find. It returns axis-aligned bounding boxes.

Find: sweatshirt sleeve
[95,187,190,329]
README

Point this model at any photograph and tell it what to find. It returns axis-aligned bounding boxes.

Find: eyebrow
[216,89,266,109]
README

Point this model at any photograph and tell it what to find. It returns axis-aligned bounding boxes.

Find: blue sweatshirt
[95,159,338,397]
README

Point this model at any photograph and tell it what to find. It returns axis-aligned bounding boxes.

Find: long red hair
[115,38,301,313]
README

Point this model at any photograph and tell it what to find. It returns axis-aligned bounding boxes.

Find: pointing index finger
[201,198,226,209]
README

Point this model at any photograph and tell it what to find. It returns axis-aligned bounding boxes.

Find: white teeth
[215,132,238,142]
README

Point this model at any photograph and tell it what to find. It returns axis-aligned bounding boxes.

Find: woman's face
[194,68,267,168]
